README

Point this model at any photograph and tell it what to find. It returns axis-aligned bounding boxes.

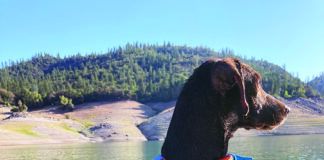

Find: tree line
[0,43,319,110]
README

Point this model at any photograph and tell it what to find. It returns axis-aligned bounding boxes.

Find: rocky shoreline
[0,98,324,145]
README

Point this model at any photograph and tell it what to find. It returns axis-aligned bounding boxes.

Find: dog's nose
[284,106,290,114]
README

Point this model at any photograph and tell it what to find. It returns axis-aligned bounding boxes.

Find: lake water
[0,134,324,160]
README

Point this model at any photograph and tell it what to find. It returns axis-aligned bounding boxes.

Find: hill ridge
[0,44,319,110]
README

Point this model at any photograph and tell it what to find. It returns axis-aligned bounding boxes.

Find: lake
[0,134,323,160]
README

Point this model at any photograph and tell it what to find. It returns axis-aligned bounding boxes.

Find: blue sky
[0,0,323,81]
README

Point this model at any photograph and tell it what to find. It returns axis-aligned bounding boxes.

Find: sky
[0,0,323,81]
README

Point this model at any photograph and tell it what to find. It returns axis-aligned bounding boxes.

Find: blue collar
[154,155,163,160]
[227,154,253,160]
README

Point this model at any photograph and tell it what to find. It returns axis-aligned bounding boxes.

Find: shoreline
[1,97,324,145]
[1,133,324,147]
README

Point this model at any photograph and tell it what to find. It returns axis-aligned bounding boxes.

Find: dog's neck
[162,116,235,159]
[223,112,239,139]
[162,91,238,160]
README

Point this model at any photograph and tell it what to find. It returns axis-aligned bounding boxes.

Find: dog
[161,58,290,160]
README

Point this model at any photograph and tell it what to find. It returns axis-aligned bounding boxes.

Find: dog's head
[211,58,289,131]
[162,58,290,159]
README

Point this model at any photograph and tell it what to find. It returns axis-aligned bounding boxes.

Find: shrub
[17,100,28,112]
[59,96,74,111]
[283,90,292,99]
[10,100,28,112]
[21,89,43,108]
[11,107,19,112]
[64,114,71,119]
[4,102,11,107]
[0,88,15,105]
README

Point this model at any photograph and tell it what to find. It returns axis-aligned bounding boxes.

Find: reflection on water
[229,134,324,160]
[0,141,162,160]
[0,134,323,160]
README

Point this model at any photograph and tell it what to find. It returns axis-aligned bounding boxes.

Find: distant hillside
[309,73,324,96]
[0,43,319,109]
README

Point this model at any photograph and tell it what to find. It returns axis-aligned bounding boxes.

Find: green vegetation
[64,114,71,119]
[72,118,95,128]
[309,73,324,96]
[59,96,74,111]
[246,59,319,98]
[4,123,38,137]
[16,126,38,136]
[11,100,28,112]
[0,88,15,106]
[0,43,319,109]
[60,123,78,134]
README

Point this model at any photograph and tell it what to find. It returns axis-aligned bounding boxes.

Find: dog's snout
[284,106,290,114]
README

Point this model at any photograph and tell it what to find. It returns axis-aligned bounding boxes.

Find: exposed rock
[139,108,174,140]
[145,101,176,112]
[90,123,113,131]
[283,98,324,114]
[5,112,29,119]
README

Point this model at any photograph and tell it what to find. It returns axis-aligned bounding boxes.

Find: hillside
[0,44,318,110]
[309,73,324,96]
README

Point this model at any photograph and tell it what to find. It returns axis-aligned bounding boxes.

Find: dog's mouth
[243,111,288,131]
[255,118,286,130]
[243,124,278,130]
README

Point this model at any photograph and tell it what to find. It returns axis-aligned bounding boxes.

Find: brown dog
[161,58,289,160]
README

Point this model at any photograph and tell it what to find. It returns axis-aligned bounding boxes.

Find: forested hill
[0,44,319,109]
[309,73,324,96]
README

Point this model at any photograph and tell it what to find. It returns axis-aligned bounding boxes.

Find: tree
[0,44,319,108]
[21,89,43,107]
[59,96,74,111]
[17,100,28,112]
[0,88,15,105]
[283,90,292,99]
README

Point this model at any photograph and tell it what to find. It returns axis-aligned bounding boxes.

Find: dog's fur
[161,58,289,160]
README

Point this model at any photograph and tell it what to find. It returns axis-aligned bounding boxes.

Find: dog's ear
[211,58,249,116]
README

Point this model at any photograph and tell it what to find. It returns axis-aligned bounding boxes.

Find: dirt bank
[0,100,156,145]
